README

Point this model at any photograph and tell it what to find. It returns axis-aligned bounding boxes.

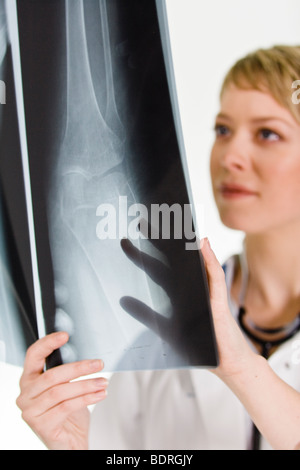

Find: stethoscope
[235,245,300,450]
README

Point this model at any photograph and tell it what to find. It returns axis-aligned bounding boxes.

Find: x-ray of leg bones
[48,0,166,369]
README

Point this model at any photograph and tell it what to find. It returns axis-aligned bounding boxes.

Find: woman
[16,45,300,450]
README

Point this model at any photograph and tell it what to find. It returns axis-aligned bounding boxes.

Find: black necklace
[238,306,300,359]
[238,306,300,450]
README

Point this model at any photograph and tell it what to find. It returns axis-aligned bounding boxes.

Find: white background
[1,0,300,450]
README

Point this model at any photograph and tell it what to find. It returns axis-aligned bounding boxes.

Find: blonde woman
[17,45,300,450]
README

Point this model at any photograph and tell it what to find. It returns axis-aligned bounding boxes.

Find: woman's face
[210,84,300,234]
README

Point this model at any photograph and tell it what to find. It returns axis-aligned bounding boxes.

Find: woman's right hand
[16,332,108,450]
[200,238,258,380]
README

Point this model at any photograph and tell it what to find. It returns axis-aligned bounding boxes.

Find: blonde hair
[220,45,300,124]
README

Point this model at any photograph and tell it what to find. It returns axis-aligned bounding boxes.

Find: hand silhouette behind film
[120,228,217,367]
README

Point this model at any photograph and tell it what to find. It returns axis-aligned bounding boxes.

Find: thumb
[200,238,228,307]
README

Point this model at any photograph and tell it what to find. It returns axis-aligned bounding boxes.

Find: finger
[121,238,171,291]
[21,358,105,400]
[22,332,69,381]
[24,377,108,418]
[200,238,228,305]
[120,296,168,337]
[125,216,178,261]
[32,389,108,436]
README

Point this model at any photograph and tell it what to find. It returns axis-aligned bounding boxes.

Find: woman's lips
[218,183,258,199]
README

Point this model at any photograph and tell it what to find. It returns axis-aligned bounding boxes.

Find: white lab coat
[89,256,300,450]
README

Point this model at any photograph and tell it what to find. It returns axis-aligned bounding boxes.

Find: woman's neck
[237,222,300,329]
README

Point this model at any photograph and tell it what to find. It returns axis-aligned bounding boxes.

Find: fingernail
[200,238,210,250]
[95,378,108,388]
[56,331,69,342]
[91,389,108,403]
[90,359,103,370]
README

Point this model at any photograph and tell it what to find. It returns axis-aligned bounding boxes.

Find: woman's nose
[219,133,250,172]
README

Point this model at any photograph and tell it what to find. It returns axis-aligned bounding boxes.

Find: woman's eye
[214,124,230,137]
[258,129,281,142]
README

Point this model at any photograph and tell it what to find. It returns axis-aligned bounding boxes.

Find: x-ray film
[2,0,218,371]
